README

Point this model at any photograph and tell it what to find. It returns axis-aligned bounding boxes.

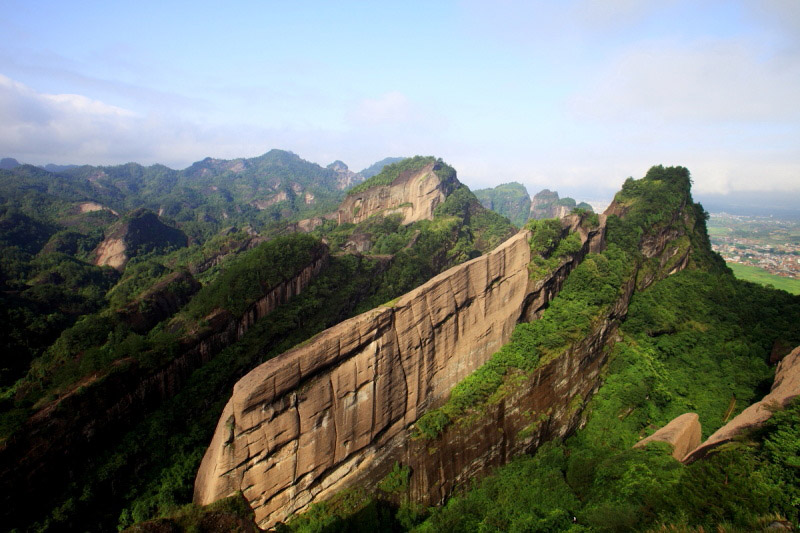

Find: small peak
[327,160,349,172]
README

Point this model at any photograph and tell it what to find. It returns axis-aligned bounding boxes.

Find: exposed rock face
[77,201,119,216]
[93,208,187,270]
[634,413,702,460]
[337,162,454,225]
[195,193,698,528]
[194,218,606,527]
[0,248,329,524]
[327,160,365,190]
[530,189,573,220]
[683,345,800,463]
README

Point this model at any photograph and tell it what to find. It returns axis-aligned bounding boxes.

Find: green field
[728,262,800,295]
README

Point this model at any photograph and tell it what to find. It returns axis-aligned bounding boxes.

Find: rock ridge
[194,216,607,527]
[337,162,452,225]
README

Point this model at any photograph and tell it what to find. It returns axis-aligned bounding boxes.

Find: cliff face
[0,248,329,524]
[337,162,453,225]
[529,189,573,220]
[194,217,606,527]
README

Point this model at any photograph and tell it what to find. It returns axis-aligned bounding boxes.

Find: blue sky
[1,0,798,200]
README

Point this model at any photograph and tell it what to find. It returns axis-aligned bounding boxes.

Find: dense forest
[1,158,797,533]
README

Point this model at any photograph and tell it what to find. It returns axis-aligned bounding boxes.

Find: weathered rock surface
[194,217,606,527]
[634,413,702,460]
[93,208,187,270]
[684,345,800,463]
[337,162,455,225]
[195,193,698,528]
[0,247,329,525]
[529,189,573,220]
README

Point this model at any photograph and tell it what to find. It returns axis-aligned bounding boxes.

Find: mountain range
[0,153,797,532]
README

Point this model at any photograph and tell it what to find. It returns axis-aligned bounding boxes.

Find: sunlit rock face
[194,216,609,528]
[337,162,452,226]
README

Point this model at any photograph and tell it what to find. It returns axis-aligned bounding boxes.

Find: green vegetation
[378,462,412,494]
[359,156,405,179]
[525,218,584,279]
[728,262,800,295]
[473,182,531,227]
[182,234,325,319]
[414,244,632,439]
[0,234,325,442]
[416,268,800,532]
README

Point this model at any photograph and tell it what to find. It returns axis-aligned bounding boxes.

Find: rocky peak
[337,158,458,225]
[327,160,363,190]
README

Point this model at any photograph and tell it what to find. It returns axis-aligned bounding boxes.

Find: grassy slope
[728,262,800,295]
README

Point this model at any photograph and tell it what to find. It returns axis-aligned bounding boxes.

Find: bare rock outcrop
[337,162,454,225]
[194,218,606,528]
[634,413,702,460]
[195,191,698,528]
[683,345,800,463]
[93,208,187,270]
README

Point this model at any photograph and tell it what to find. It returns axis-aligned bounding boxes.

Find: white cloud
[569,39,800,123]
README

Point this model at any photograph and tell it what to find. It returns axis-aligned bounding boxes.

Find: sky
[1,0,799,201]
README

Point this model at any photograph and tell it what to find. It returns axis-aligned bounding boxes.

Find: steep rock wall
[0,249,329,525]
[194,218,606,527]
[337,163,451,225]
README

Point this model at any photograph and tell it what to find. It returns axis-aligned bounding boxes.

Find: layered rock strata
[195,217,606,527]
[337,162,454,225]
[634,413,702,460]
[683,345,800,463]
[0,247,329,525]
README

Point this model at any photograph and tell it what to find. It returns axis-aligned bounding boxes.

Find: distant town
[708,213,800,279]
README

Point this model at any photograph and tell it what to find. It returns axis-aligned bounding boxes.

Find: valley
[0,156,797,533]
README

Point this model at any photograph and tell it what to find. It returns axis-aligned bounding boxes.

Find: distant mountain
[0,158,20,170]
[474,184,593,226]
[326,160,365,190]
[359,156,405,179]
[473,182,531,226]
[42,163,79,173]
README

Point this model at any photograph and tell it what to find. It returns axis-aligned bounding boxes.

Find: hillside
[473,182,531,227]
[0,161,797,532]
[0,155,515,532]
[189,166,799,532]
[474,183,594,227]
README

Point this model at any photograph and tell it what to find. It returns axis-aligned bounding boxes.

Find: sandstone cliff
[0,246,329,523]
[683,344,800,463]
[337,161,456,225]
[634,413,702,460]
[194,216,606,527]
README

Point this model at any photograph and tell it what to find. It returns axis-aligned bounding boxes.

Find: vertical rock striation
[195,217,606,527]
[337,162,455,225]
